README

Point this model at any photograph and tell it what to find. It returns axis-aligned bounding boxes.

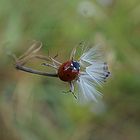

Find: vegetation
[0,0,140,140]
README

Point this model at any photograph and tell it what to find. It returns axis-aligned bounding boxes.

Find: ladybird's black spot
[106,74,109,77]
[67,74,70,77]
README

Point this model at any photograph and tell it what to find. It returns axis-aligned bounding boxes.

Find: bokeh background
[0,0,140,140]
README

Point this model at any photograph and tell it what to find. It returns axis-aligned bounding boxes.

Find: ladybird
[58,60,80,82]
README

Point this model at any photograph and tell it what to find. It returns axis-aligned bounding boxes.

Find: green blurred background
[0,0,140,140]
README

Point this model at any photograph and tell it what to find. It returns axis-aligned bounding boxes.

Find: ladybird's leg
[33,55,51,62]
[52,61,58,73]
[41,63,58,69]
[62,82,77,99]
[49,56,62,65]
[69,82,77,99]
[48,56,62,72]
[69,81,74,92]
[51,58,59,69]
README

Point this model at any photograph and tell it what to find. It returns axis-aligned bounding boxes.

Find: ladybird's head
[70,61,80,71]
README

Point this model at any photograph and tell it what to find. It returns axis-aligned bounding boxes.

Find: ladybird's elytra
[58,61,80,82]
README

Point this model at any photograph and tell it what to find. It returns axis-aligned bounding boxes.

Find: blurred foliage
[0,0,140,140]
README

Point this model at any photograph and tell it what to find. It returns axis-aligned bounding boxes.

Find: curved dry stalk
[13,41,59,77]
[18,41,42,60]
[70,41,86,60]
[70,47,77,60]
[15,64,58,77]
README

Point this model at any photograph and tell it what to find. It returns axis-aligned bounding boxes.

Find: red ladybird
[58,60,80,82]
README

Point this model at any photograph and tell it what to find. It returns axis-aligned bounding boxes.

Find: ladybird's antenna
[69,82,77,99]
